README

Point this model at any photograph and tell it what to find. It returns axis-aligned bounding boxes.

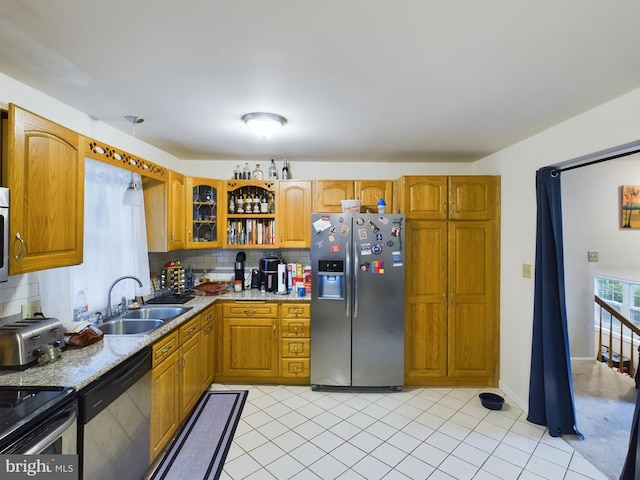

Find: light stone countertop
[0,289,309,390]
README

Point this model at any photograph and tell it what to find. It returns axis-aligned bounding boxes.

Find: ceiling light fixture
[241,112,287,137]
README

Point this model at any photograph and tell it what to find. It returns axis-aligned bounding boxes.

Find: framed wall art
[621,185,640,228]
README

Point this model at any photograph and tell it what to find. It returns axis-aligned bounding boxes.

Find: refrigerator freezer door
[310,214,352,386]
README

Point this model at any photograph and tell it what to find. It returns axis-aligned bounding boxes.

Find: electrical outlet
[21,299,42,319]
[587,251,599,262]
[522,263,532,279]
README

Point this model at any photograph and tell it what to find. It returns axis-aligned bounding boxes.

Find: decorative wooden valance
[85,138,167,181]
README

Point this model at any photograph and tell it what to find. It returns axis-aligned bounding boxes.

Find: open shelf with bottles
[186,178,221,248]
[225,180,277,247]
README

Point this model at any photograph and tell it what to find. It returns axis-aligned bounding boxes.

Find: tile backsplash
[0,272,40,324]
[148,248,311,286]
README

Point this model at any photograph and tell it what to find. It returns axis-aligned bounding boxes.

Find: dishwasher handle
[23,403,77,455]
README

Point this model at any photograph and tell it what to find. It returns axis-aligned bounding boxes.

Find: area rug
[150,390,247,480]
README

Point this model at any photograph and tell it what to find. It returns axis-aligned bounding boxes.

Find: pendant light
[122,115,144,206]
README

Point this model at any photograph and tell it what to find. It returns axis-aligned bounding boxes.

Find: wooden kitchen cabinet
[5,104,84,274]
[280,303,311,381]
[403,175,500,387]
[224,180,277,247]
[200,305,215,389]
[144,170,186,252]
[313,180,393,213]
[398,176,497,220]
[221,302,279,379]
[150,315,204,460]
[278,180,312,247]
[186,177,221,248]
[178,316,201,422]
[150,332,180,460]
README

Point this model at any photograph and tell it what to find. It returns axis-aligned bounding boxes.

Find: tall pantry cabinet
[399,176,500,386]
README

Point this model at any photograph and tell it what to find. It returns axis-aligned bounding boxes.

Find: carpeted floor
[565,361,637,479]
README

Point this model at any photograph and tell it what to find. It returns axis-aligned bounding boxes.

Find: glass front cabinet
[225,180,277,247]
[186,177,221,248]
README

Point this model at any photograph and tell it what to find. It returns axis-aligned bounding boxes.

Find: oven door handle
[23,404,77,455]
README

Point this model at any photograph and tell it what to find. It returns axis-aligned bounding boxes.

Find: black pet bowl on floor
[479,392,505,410]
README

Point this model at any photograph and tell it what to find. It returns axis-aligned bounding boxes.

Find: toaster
[0,317,64,369]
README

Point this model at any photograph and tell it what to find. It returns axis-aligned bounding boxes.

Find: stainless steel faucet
[106,276,143,317]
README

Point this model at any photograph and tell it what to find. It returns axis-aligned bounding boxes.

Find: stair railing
[594,295,640,383]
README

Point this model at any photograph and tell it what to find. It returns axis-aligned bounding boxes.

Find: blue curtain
[527,167,582,438]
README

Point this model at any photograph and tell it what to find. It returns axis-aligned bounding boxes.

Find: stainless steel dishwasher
[77,347,152,480]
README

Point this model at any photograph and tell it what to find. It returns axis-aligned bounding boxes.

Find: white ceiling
[1,1,639,163]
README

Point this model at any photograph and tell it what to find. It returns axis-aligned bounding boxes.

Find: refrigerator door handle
[353,239,359,318]
[345,240,351,317]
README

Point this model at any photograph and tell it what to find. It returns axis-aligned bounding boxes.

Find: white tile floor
[213,384,608,480]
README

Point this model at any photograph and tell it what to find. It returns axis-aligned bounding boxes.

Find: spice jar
[233,280,242,292]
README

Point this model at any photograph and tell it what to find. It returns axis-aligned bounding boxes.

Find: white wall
[474,87,640,408]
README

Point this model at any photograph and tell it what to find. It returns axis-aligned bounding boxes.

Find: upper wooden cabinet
[144,170,185,252]
[278,180,312,248]
[314,180,393,213]
[398,176,498,220]
[185,177,221,248]
[5,105,84,274]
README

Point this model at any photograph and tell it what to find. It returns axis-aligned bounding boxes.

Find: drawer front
[223,302,277,318]
[153,331,179,366]
[201,306,215,325]
[280,303,310,319]
[282,358,310,377]
[179,317,200,343]
[281,338,310,357]
[281,318,310,337]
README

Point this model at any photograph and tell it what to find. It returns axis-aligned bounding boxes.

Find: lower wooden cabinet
[280,303,310,380]
[178,317,201,422]
[150,314,204,460]
[217,301,311,384]
[150,332,180,460]
[222,302,279,379]
[200,305,215,389]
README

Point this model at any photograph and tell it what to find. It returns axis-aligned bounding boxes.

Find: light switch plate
[522,263,532,279]
[587,251,599,262]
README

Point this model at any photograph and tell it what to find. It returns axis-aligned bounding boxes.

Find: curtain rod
[551,140,640,175]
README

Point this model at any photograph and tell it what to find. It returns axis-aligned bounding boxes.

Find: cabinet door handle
[442,202,447,214]
[244,309,257,315]
[188,231,192,240]
[14,232,25,261]
[442,293,446,306]
[450,293,455,305]
[273,322,277,337]
[450,202,456,215]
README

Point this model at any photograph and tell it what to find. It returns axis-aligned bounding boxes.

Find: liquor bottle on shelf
[242,163,251,179]
[253,164,264,180]
[260,188,269,213]
[236,188,244,214]
[252,188,260,213]
[245,189,252,214]
[228,192,235,214]
[233,164,241,179]
[268,159,278,179]
[282,158,290,179]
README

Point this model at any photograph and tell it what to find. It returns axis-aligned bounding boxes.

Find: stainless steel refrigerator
[310,213,405,390]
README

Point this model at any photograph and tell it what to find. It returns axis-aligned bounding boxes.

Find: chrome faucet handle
[93,312,104,325]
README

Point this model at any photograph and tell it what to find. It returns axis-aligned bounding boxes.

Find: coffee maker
[234,251,246,289]
[259,256,280,292]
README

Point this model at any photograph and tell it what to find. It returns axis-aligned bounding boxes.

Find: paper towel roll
[277,263,287,293]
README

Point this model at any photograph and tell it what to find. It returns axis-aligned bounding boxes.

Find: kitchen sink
[99,319,164,335]
[122,306,192,320]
